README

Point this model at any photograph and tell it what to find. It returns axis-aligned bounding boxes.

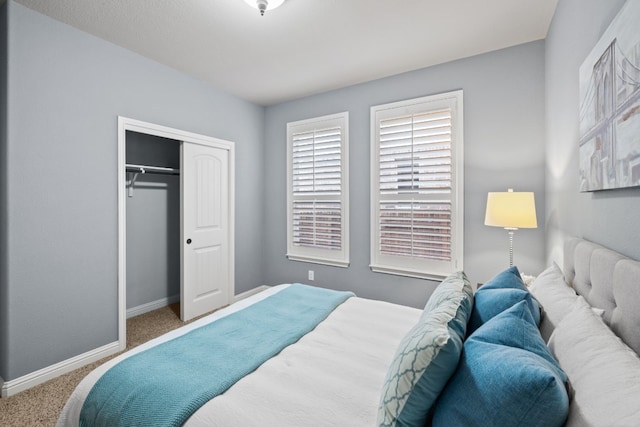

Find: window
[370,91,463,279]
[287,112,349,267]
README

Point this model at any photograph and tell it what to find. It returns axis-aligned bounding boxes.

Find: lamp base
[508,229,514,267]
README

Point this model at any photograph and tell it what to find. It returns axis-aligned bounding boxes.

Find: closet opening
[117,117,235,351]
[125,131,181,319]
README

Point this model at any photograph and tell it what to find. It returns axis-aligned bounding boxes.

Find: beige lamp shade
[485,189,537,229]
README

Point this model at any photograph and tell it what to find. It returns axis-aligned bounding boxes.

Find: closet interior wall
[125,131,181,316]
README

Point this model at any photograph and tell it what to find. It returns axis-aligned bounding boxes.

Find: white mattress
[58,285,420,427]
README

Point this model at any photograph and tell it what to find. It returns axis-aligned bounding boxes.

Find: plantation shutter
[371,92,463,279]
[292,127,342,250]
[378,110,452,260]
[287,113,349,267]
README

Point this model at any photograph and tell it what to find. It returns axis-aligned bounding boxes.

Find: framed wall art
[579,0,640,191]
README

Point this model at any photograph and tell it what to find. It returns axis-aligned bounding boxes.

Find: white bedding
[58,285,420,427]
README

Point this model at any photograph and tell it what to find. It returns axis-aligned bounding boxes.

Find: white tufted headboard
[563,237,640,355]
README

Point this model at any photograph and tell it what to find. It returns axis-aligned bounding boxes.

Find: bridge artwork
[579,1,640,191]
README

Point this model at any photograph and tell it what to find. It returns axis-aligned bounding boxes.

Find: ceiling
[14,0,559,106]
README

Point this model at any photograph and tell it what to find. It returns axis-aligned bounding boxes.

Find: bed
[57,237,640,427]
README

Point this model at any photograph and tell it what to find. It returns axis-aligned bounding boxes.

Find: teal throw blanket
[79,284,353,427]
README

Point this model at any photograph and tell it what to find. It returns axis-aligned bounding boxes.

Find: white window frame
[370,91,463,280]
[287,112,349,267]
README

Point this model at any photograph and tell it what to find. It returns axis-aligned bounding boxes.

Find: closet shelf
[126,163,180,175]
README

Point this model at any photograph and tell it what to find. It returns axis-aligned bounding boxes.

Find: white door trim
[117,116,235,350]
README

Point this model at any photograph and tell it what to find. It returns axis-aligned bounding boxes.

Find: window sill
[369,263,447,281]
[287,254,349,268]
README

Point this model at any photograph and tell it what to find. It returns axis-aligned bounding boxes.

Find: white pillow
[528,263,578,341]
[548,296,640,426]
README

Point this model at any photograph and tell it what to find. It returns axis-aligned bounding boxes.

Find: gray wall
[125,132,180,310]
[1,1,264,381]
[544,0,639,266]
[264,41,547,308]
[0,0,9,382]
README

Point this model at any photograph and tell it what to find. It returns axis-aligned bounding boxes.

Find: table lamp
[484,188,537,266]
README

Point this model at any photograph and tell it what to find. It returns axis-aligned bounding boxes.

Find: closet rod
[125,163,180,175]
[126,163,179,197]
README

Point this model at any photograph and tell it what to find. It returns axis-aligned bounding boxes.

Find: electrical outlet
[308,270,315,281]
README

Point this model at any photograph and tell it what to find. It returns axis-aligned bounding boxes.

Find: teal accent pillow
[378,272,473,427]
[467,267,540,334]
[432,301,569,427]
[479,265,527,291]
[468,287,540,334]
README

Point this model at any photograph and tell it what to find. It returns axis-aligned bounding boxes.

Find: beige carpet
[0,303,222,426]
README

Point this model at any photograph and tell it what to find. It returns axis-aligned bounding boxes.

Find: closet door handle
[186,238,192,245]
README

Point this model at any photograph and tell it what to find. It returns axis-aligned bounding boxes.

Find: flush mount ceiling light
[243,0,285,16]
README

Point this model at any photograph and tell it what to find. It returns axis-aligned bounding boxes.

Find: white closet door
[181,142,230,321]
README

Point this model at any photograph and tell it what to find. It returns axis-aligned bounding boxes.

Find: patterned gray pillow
[377,271,473,427]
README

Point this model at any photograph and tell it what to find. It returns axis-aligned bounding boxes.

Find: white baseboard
[127,294,180,319]
[1,341,121,398]
[233,285,270,303]
[127,288,267,318]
